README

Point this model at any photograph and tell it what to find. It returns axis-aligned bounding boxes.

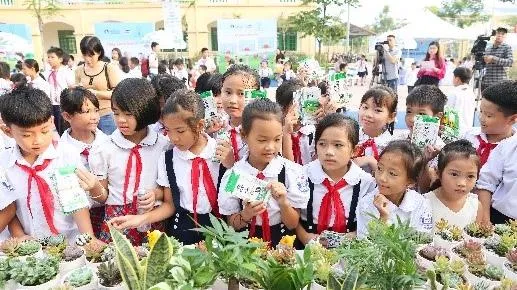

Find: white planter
[415,245,437,270]
[61,267,98,290]
[463,233,489,245]
[308,282,326,290]
[59,254,86,273]
[3,279,16,290]
[15,276,58,290]
[212,278,228,290]
[484,249,506,268]
[16,245,44,262]
[433,235,460,251]
[98,281,127,290]
[463,270,501,289]
[503,263,517,281]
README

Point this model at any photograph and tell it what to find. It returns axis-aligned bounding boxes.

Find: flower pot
[212,278,228,290]
[61,267,98,290]
[484,249,506,268]
[415,245,436,270]
[16,244,44,262]
[462,233,489,245]
[15,276,58,290]
[503,263,517,281]
[308,282,326,290]
[59,254,86,273]
[3,279,16,290]
[463,270,501,289]
[98,281,127,290]
[433,235,460,251]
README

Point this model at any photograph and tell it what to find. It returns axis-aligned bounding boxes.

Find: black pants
[491,207,513,224]
[165,208,213,245]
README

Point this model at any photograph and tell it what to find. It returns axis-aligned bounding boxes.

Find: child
[171,58,189,87]
[195,72,223,112]
[354,86,397,172]
[150,75,187,135]
[89,78,170,245]
[406,62,418,94]
[46,47,75,135]
[129,57,142,79]
[282,62,296,82]
[218,99,309,246]
[59,87,110,237]
[21,59,51,98]
[404,85,447,193]
[0,86,104,241]
[296,114,377,245]
[463,80,517,167]
[217,64,260,167]
[0,61,12,96]
[357,140,433,238]
[425,140,482,229]
[259,60,273,89]
[447,67,475,136]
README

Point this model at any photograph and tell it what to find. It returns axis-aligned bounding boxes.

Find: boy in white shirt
[171,58,189,87]
[149,42,160,77]
[406,62,418,94]
[129,57,143,79]
[447,67,475,136]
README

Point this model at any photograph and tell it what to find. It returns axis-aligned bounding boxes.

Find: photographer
[482,27,513,91]
[382,35,402,91]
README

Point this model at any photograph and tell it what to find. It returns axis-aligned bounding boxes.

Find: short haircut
[60,87,100,115]
[482,80,517,116]
[318,81,329,96]
[130,57,139,66]
[241,99,283,135]
[199,64,207,71]
[0,87,52,128]
[79,36,105,60]
[201,47,209,53]
[151,42,159,49]
[61,54,70,66]
[10,73,27,89]
[119,57,130,73]
[339,63,347,70]
[496,27,508,34]
[315,113,360,148]
[47,47,65,59]
[23,59,40,73]
[158,63,168,74]
[222,64,260,90]
[195,72,223,96]
[111,78,160,131]
[453,67,472,84]
[162,89,205,132]
[387,35,395,39]
[0,62,10,79]
[151,74,186,102]
[70,55,75,61]
[380,140,425,183]
[275,79,304,112]
[406,85,447,114]
[173,58,184,66]
[437,139,480,179]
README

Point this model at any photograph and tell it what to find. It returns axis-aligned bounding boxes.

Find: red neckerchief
[191,157,219,223]
[318,178,348,234]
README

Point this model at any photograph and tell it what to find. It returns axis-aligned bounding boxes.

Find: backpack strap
[164,149,180,210]
[305,178,315,230]
[104,62,112,90]
[308,133,314,146]
[346,181,361,232]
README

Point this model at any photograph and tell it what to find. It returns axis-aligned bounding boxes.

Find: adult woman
[111,47,122,62]
[21,59,51,98]
[416,41,446,86]
[76,36,121,134]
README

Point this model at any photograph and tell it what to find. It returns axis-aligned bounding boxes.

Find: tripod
[472,64,484,127]
[370,49,387,87]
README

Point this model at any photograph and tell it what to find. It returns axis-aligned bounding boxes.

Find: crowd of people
[0,30,515,250]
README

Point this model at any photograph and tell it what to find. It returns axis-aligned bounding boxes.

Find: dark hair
[158,63,168,74]
[61,54,70,66]
[151,74,186,102]
[60,87,99,115]
[151,42,159,49]
[222,64,260,90]
[111,78,160,131]
[47,46,65,59]
[453,67,472,84]
[0,87,52,128]
[10,73,27,89]
[387,35,396,39]
[241,99,283,135]
[0,62,10,79]
[482,80,517,116]
[201,47,209,53]
[406,85,447,115]
[339,63,347,70]
[23,59,40,73]
[130,57,139,66]
[15,61,22,72]
[430,139,480,191]
[496,27,508,34]
[199,64,207,71]
[70,55,75,61]
[119,57,130,73]
[79,36,105,60]
[379,140,425,183]
[162,89,205,133]
[315,113,359,148]
[318,81,329,96]
[173,58,184,66]
[424,41,444,67]
[275,79,304,113]
[195,72,223,96]
[361,86,398,134]
[111,47,122,60]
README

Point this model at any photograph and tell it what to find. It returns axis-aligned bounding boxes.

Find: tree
[287,0,359,58]
[428,0,488,28]
[369,5,406,34]
[26,0,60,55]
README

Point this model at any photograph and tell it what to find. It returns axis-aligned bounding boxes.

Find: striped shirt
[482,43,513,87]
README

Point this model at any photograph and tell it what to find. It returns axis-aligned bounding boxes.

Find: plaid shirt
[482,42,513,87]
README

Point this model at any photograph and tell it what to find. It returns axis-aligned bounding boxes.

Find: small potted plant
[417,244,449,270]
[434,219,463,250]
[97,260,124,289]
[452,239,483,260]
[0,257,16,290]
[428,256,467,289]
[83,239,108,267]
[504,248,517,281]
[9,255,60,289]
[60,245,86,273]
[495,224,512,236]
[464,251,504,288]
[61,266,96,290]
[484,233,517,267]
[306,241,338,290]
[0,238,20,258]
[464,222,495,243]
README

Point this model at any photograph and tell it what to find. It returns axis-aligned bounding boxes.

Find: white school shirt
[157,134,220,213]
[30,75,51,99]
[358,128,393,158]
[0,131,14,152]
[476,134,517,219]
[0,143,88,241]
[259,67,273,78]
[59,128,109,170]
[172,68,189,83]
[0,162,18,241]
[218,155,310,226]
[425,191,478,230]
[0,78,12,96]
[293,125,316,165]
[45,66,74,105]
[300,160,377,226]
[463,128,514,166]
[447,84,475,135]
[89,127,170,205]
[224,124,248,160]
[149,52,159,75]
[356,189,434,239]
[129,67,143,78]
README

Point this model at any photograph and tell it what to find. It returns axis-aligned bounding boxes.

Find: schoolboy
[447,67,475,135]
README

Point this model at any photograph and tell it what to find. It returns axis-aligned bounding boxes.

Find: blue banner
[94,22,154,58]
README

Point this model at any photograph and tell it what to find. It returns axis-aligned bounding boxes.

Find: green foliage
[65,266,93,287]
[0,258,10,289]
[62,245,83,262]
[427,0,489,28]
[0,238,20,258]
[162,247,217,290]
[83,240,107,263]
[25,0,60,19]
[97,260,123,287]
[16,240,41,256]
[369,5,407,34]
[307,242,339,284]
[9,255,59,286]
[484,265,503,281]
[464,222,494,238]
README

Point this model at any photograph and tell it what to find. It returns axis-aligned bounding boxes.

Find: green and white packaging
[296,87,321,126]
[224,170,271,203]
[441,106,460,144]
[244,89,268,106]
[53,165,90,215]
[328,72,351,108]
[410,115,440,149]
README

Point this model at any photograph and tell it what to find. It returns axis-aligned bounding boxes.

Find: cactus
[0,237,20,257]
[83,240,107,263]
[466,251,486,275]
[65,267,93,287]
[419,244,448,261]
[484,265,503,281]
[16,240,40,256]
[97,260,122,287]
[63,245,84,262]
[505,248,517,271]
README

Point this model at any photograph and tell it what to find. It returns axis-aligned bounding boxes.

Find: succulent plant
[434,255,450,273]
[465,222,494,238]
[97,260,122,287]
[495,224,511,236]
[450,259,466,275]
[134,245,149,260]
[63,245,84,262]
[16,240,40,256]
[466,251,486,275]
[472,281,491,290]
[47,235,66,247]
[9,255,59,286]
[456,239,483,258]
[0,258,10,289]
[0,238,20,257]
[50,285,74,290]
[496,232,517,256]
[409,230,433,244]
[65,267,92,287]
[506,248,517,271]
[450,225,463,241]
[100,244,115,262]
[447,272,464,288]
[436,218,449,233]
[484,265,503,281]
[509,220,517,233]
[419,244,448,261]
[83,240,107,263]
[75,233,92,246]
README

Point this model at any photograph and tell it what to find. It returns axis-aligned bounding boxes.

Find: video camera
[471,30,496,70]
[375,40,389,52]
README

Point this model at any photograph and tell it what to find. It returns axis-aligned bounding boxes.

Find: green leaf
[148,282,173,290]
[109,225,141,280]
[144,233,174,288]
[116,251,142,290]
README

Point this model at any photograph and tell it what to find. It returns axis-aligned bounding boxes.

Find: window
[210,27,218,52]
[58,30,77,54]
[277,28,297,51]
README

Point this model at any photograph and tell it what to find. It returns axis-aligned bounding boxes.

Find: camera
[471,30,496,70]
[375,40,389,51]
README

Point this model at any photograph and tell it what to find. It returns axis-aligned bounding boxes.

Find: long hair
[424,41,444,68]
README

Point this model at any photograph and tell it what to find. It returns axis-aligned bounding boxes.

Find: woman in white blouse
[21,59,51,98]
